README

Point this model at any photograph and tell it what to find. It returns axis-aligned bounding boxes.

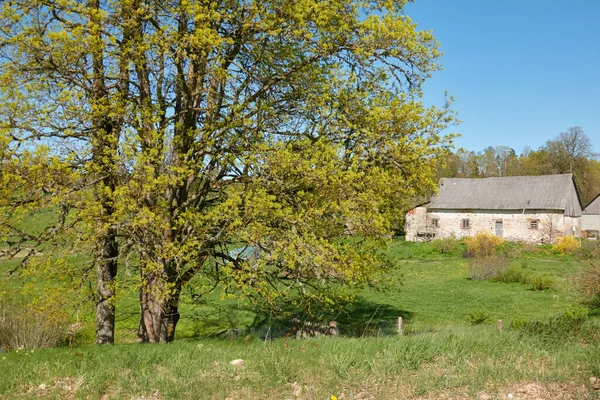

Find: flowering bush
[552,235,580,254]
[464,232,504,257]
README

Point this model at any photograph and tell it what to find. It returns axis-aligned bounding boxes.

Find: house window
[530,220,539,230]
[461,219,470,229]
[432,218,439,228]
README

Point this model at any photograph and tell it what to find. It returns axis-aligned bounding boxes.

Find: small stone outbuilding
[405,174,583,243]
[582,194,600,239]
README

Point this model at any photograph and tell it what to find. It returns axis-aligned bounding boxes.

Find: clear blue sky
[404,0,600,155]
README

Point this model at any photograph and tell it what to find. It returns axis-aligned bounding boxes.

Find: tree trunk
[137,261,181,343]
[95,227,119,344]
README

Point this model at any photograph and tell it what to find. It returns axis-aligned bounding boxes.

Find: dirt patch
[413,381,594,400]
[23,376,84,399]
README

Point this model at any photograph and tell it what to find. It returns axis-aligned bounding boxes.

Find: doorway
[495,220,503,237]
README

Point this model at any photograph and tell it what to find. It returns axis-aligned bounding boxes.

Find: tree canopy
[0,0,456,343]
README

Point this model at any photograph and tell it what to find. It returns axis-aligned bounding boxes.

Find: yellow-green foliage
[0,0,458,342]
[552,235,581,254]
[464,232,504,257]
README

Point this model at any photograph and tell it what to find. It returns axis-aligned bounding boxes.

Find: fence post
[397,317,403,336]
[329,320,339,336]
[497,319,503,333]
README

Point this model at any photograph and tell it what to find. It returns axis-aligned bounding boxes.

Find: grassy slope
[1,239,599,398]
[1,330,598,399]
[366,240,586,328]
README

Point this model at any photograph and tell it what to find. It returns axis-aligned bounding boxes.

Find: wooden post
[497,319,503,333]
[397,317,403,336]
[329,320,339,336]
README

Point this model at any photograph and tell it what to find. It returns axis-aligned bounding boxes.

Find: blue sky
[404,0,600,155]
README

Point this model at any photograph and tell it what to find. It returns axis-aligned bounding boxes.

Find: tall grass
[0,327,598,399]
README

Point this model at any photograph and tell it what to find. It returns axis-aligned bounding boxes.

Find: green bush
[431,237,459,255]
[557,306,589,327]
[510,307,589,339]
[528,275,555,291]
[491,261,554,290]
[499,242,523,258]
[510,318,528,330]
[465,310,491,324]
[492,262,529,284]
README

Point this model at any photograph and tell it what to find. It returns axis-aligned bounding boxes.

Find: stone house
[405,174,583,243]
[582,194,600,239]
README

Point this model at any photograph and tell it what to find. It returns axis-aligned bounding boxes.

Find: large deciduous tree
[548,127,595,174]
[1,0,456,343]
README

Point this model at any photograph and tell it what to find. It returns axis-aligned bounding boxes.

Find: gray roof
[429,174,582,217]
[584,195,600,215]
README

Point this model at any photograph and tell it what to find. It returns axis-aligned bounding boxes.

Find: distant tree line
[437,127,600,206]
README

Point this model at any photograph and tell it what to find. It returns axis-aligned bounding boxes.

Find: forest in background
[437,127,600,206]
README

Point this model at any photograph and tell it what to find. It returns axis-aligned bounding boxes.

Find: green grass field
[1,238,599,399]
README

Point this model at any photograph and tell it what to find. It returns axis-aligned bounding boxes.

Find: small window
[461,219,470,229]
[530,220,539,230]
[432,218,439,228]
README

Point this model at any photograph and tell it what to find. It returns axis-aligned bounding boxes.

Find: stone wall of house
[405,206,429,242]
[582,215,600,231]
[582,215,600,238]
[405,208,581,243]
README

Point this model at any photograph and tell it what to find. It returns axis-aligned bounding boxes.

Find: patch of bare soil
[414,381,596,400]
[23,376,84,399]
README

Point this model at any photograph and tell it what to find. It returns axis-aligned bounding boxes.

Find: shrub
[510,318,528,330]
[492,261,554,290]
[468,256,510,281]
[552,235,581,254]
[557,305,589,327]
[464,232,504,257]
[528,275,555,291]
[465,310,491,324]
[493,262,529,284]
[510,307,589,338]
[576,240,600,260]
[431,237,458,255]
[0,302,68,350]
[574,264,600,309]
[499,241,523,258]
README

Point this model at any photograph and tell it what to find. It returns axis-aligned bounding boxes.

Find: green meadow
[1,238,599,399]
